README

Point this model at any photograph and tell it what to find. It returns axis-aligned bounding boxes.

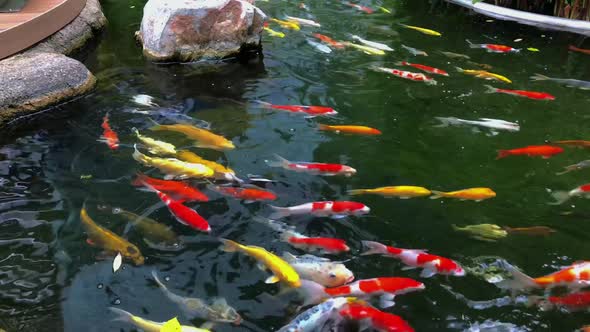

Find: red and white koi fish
[132,173,209,202]
[153,188,211,232]
[484,85,555,100]
[549,183,590,205]
[395,61,448,76]
[371,66,437,85]
[299,277,425,308]
[101,114,119,150]
[208,184,277,202]
[497,260,590,291]
[467,39,520,53]
[343,1,373,13]
[266,154,356,177]
[496,145,563,159]
[361,241,465,278]
[255,101,337,117]
[270,201,370,219]
[339,302,415,332]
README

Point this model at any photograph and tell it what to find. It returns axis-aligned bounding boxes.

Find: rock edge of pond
[0,0,107,129]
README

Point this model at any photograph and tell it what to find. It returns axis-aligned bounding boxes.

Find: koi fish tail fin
[548,191,571,205]
[349,33,360,41]
[426,79,438,86]
[297,280,328,308]
[253,216,288,234]
[132,144,142,161]
[253,100,272,109]
[393,61,405,67]
[219,238,241,253]
[434,117,462,128]
[495,260,538,291]
[317,124,331,131]
[265,154,290,168]
[525,295,553,310]
[360,240,388,256]
[466,39,476,48]
[131,172,147,187]
[269,205,291,220]
[483,85,498,93]
[530,73,550,81]
[451,224,462,232]
[151,270,167,290]
[347,189,369,196]
[496,150,511,159]
[109,307,134,323]
[369,66,391,74]
[455,66,465,73]
[429,190,447,199]
[147,118,162,130]
[556,165,577,176]
[131,127,140,137]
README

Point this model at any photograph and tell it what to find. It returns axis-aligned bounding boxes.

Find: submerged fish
[150,123,235,150]
[496,260,590,291]
[313,33,345,49]
[176,150,238,181]
[452,224,508,242]
[343,1,374,13]
[431,188,496,202]
[484,85,555,100]
[549,183,590,205]
[349,34,393,51]
[530,73,590,90]
[531,291,590,311]
[306,38,332,54]
[277,297,355,332]
[435,117,520,132]
[263,23,285,38]
[109,308,209,332]
[285,15,320,27]
[496,145,563,159]
[100,114,119,150]
[551,140,590,148]
[267,154,356,177]
[339,302,415,332]
[270,201,370,219]
[467,40,520,53]
[395,61,448,76]
[348,186,431,199]
[569,45,590,55]
[400,24,442,36]
[208,184,277,202]
[133,128,176,155]
[80,207,145,265]
[456,67,512,83]
[132,94,158,107]
[282,252,354,287]
[220,238,301,287]
[440,51,470,60]
[503,226,556,236]
[152,271,241,324]
[401,44,428,56]
[371,66,436,85]
[270,18,300,30]
[318,124,382,135]
[342,41,385,55]
[556,160,590,175]
[255,101,338,117]
[132,145,214,179]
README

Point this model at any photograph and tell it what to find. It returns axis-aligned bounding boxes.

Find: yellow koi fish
[264,26,285,38]
[176,150,237,181]
[456,67,512,84]
[132,145,214,179]
[220,239,301,288]
[270,18,300,31]
[150,123,235,150]
[342,41,385,55]
[109,308,210,332]
[430,187,496,202]
[133,128,176,156]
[80,207,145,265]
[400,24,442,36]
[348,186,432,199]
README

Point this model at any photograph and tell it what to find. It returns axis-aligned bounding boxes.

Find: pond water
[2,0,590,331]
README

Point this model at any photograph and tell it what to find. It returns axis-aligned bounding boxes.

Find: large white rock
[137,0,266,62]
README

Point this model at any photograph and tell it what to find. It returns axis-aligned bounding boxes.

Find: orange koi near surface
[101,114,119,150]
[497,145,563,159]
[313,33,345,49]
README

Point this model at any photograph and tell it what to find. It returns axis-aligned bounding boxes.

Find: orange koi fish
[552,140,590,148]
[313,33,345,49]
[498,260,590,291]
[101,114,119,150]
[318,124,381,135]
[497,145,563,159]
[430,188,496,202]
[339,302,415,332]
[569,45,590,55]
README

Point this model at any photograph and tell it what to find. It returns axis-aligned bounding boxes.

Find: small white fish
[285,15,321,27]
[349,34,393,51]
[402,44,428,56]
[132,94,158,107]
[113,252,122,273]
[306,38,332,54]
[435,117,520,132]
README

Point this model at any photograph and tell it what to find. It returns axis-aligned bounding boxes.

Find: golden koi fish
[109,308,210,332]
[150,123,235,150]
[176,150,237,181]
[80,207,144,265]
[264,26,285,38]
[133,128,176,156]
[220,239,301,288]
[430,187,496,202]
[400,24,442,36]
[452,224,508,242]
[342,41,385,55]
[270,18,300,30]
[132,145,214,179]
[348,186,431,199]
[456,67,512,84]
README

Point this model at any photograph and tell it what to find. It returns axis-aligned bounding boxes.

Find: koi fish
[467,39,519,53]
[285,15,320,27]
[339,302,415,332]
[371,66,437,85]
[349,34,393,51]
[549,183,590,205]
[496,145,563,159]
[270,201,370,219]
[132,145,215,179]
[267,154,356,177]
[569,45,590,55]
[270,18,300,30]
[400,24,441,36]
[80,207,144,265]
[282,252,354,287]
[348,186,431,199]
[100,114,119,150]
[434,117,520,132]
[361,241,465,277]
[531,291,590,311]
[484,85,555,100]
[150,123,235,150]
[556,160,590,175]
[343,1,373,13]
[456,67,512,84]
[395,61,448,76]
[342,41,385,55]
[430,188,496,202]
[109,308,210,332]
[401,44,428,56]
[468,61,494,70]
[277,297,357,332]
[133,128,176,155]
[151,271,241,324]
[219,238,301,287]
[440,51,470,60]
[263,23,285,38]
[452,224,508,242]
[313,33,345,49]
[306,38,332,54]
[503,226,556,236]
[176,150,238,181]
[552,140,590,148]
[299,277,425,308]
[318,124,382,135]
[208,184,277,202]
[497,260,590,291]
[153,188,211,232]
[132,94,158,107]
[255,101,338,117]
[531,73,590,90]
[132,173,208,202]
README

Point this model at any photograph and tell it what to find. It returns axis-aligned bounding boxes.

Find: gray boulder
[137,0,266,62]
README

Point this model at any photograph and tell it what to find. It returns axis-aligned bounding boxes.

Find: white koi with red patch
[269,201,370,219]
[267,154,356,177]
[372,67,437,85]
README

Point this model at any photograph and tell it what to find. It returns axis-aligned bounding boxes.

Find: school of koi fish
[74,2,590,332]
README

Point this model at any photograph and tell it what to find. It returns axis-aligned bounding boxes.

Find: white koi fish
[435,117,520,132]
[277,297,352,332]
[349,34,393,51]
[306,38,332,54]
[285,15,321,27]
[269,201,370,219]
[282,252,354,287]
[401,44,428,56]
